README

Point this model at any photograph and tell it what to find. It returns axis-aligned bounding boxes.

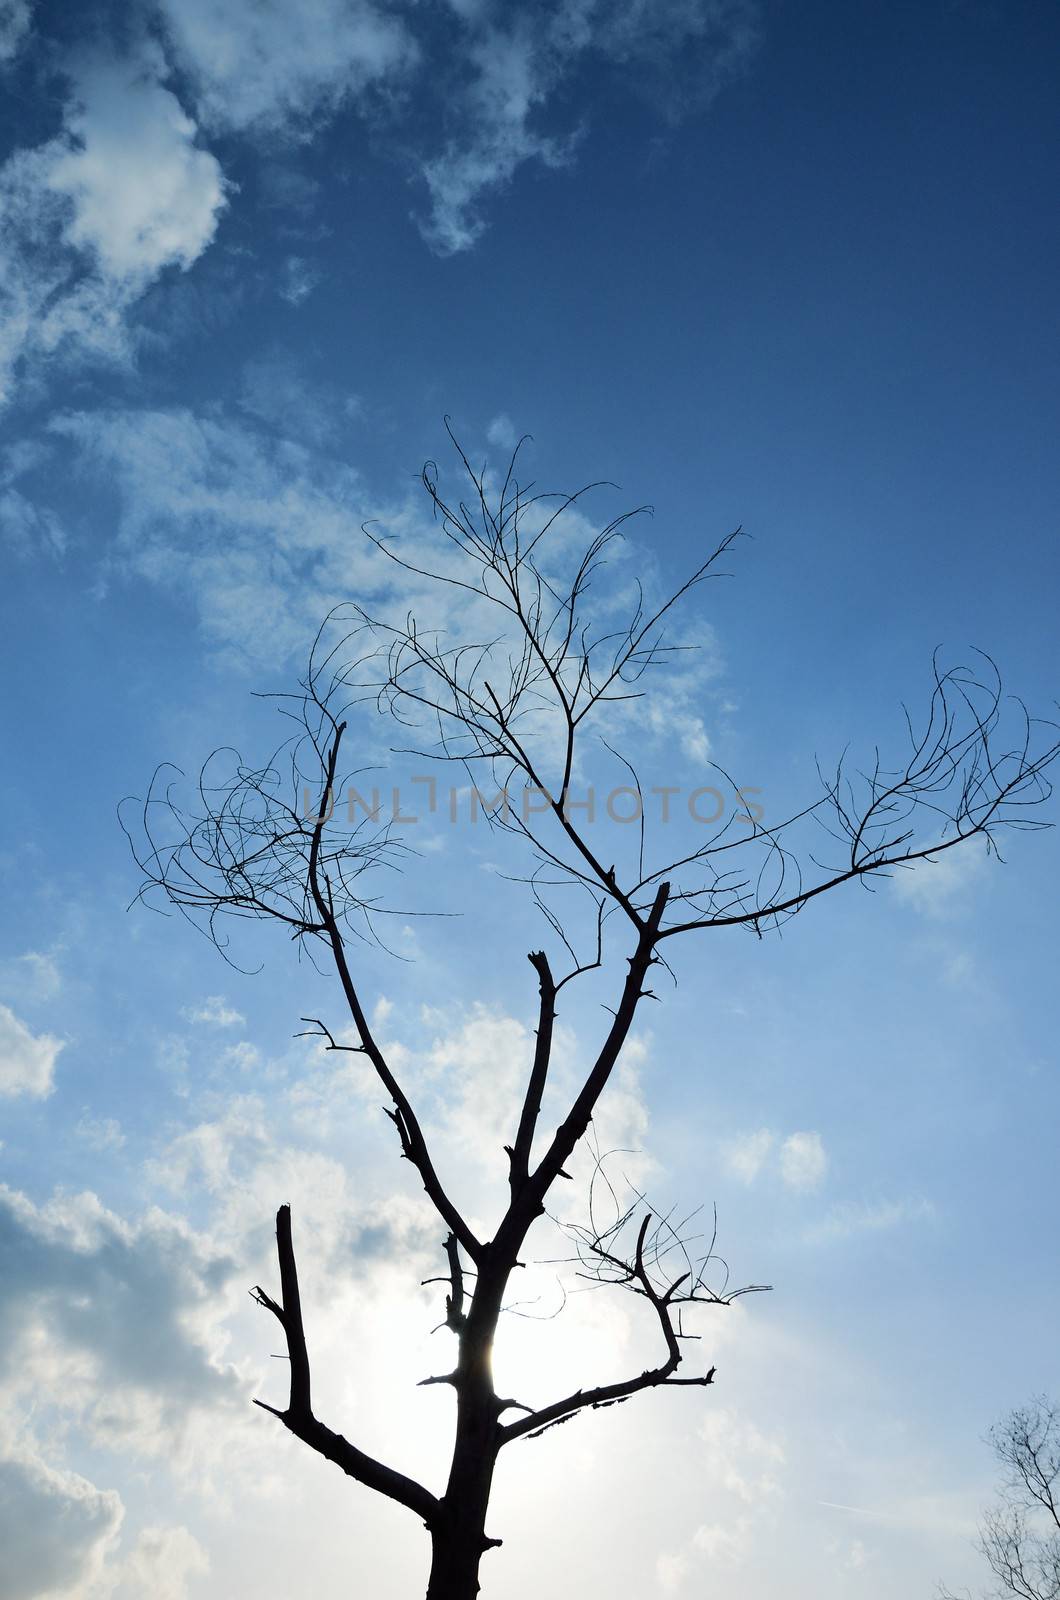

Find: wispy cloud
[75,1112,127,1152]
[414,1,761,254]
[0,1002,63,1098]
[0,947,61,1001]
[891,839,990,919]
[155,0,416,133]
[802,1196,935,1246]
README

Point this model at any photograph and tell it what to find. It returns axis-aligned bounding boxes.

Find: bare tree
[941,1399,1060,1600]
[127,428,1060,1598]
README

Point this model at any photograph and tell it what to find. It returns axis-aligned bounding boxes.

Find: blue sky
[1,1,1058,1596]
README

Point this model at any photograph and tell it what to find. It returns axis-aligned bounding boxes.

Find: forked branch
[252,1205,439,1526]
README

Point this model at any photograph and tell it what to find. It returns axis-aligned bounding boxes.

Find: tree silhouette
[940,1398,1060,1600]
[127,428,1060,1598]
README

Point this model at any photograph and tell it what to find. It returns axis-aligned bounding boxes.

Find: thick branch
[528,883,669,1205]
[508,951,557,1193]
[499,1361,716,1445]
[252,1205,439,1526]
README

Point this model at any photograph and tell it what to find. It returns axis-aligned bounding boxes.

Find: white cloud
[723,1127,828,1191]
[0,1448,122,1600]
[0,50,225,407]
[779,1130,827,1192]
[0,0,31,67]
[723,1127,774,1184]
[0,1002,63,1098]
[45,57,226,282]
[155,0,416,132]
[185,995,246,1028]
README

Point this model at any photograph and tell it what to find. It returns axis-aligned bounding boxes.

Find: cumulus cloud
[0,49,225,407]
[0,1448,122,1600]
[0,1002,63,1098]
[45,57,226,282]
[0,1184,244,1446]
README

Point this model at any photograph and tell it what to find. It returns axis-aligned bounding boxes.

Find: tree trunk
[426,1390,499,1599]
[426,1259,508,1599]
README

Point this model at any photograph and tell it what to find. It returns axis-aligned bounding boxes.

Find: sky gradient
[1,2,1059,1596]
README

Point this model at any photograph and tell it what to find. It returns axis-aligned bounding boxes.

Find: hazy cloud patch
[0,0,31,67]
[802,1195,935,1247]
[778,1131,827,1193]
[723,1127,827,1192]
[185,995,246,1028]
[892,840,990,919]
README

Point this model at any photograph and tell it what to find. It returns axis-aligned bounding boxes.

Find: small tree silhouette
[940,1398,1060,1600]
[128,429,1060,1598]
